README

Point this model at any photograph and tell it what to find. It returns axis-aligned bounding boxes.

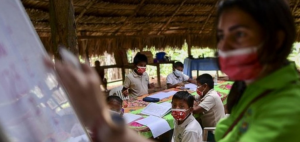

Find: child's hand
[194,100,200,107]
[149,83,155,89]
[176,83,185,87]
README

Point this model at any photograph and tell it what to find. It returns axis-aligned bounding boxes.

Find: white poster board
[0,0,89,142]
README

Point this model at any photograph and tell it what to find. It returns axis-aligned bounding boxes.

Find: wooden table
[124,81,233,138]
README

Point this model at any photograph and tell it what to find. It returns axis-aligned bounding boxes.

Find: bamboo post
[49,0,78,58]
[187,35,192,57]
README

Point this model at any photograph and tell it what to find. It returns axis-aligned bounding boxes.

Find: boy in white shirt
[166,62,196,89]
[193,74,225,128]
[122,53,154,98]
[171,91,202,142]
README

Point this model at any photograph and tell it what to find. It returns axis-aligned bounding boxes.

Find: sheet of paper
[67,134,89,142]
[185,83,198,91]
[136,116,171,138]
[160,102,172,108]
[0,0,88,141]
[123,113,143,124]
[141,103,171,117]
[147,91,177,100]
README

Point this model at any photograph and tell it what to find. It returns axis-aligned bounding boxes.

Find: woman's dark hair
[217,0,296,113]
[196,74,214,89]
[133,52,148,65]
[172,91,195,108]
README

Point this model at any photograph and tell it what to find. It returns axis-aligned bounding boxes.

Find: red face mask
[196,85,206,97]
[171,109,189,121]
[218,47,263,81]
[197,90,202,96]
[137,66,146,74]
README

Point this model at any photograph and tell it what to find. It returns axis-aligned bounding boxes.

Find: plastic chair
[203,127,216,142]
[109,86,129,100]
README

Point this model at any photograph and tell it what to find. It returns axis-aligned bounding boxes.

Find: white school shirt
[166,72,189,85]
[199,89,225,128]
[172,114,203,142]
[123,71,149,98]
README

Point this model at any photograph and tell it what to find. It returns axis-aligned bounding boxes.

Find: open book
[123,113,143,124]
[141,102,172,117]
[147,91,177,100]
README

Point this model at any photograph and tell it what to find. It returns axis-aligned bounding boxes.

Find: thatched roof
[21,0,300,55]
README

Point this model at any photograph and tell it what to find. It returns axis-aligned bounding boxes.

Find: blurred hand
[44,57,106,128]
[176,83,185,87]
[149,83,155,89]
[194,100,200,107]
[44,57,152,142]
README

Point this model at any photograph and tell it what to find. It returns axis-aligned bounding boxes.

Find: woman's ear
[276,30,285,49]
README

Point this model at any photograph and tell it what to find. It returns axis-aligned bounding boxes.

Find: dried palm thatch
[22,0,300,55]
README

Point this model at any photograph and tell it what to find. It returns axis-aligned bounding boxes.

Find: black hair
[133,52,148,65]
[174,62,184,68]
[94,60,100,66]
[172,91,195,108]
[106,96,123,105]
[196,74,214,89]
[217,0,296,113]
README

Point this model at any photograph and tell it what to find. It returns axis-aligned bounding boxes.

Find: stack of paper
[141,102,172,117]
[123,113,143,124]
[147,91,177,100]
[185,83,198,91]
[136,116,171,138]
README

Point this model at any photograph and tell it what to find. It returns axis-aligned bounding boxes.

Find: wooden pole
[187,35,192,57]
[49,0,78,58]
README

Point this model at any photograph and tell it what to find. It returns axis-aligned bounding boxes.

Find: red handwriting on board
[0,65,29,100]
[23,57,35,78]
[0,43,7,57]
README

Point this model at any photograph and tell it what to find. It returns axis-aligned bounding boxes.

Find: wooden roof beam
[293,0,300,13]
[112,0,146,35]
[157,0,188,35]
[75,0,99,23]
[199,1,218,34]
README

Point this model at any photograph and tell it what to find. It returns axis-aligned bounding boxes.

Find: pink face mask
[137,66,146,74]
[218,47,263,81]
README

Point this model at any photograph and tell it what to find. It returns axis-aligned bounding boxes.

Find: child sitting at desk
[167,62,195,89]
[193,74,225,128]
[122,53,154,98]
[107,96,123,116]
[171,91,203,142]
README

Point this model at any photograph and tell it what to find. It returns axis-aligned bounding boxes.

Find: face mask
[171,109,189,121]
[174,69,183,77]
[137,66,146,74]
[196,85,206,97]
[218,47,263,81]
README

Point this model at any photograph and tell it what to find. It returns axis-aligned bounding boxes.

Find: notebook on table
[141,102,172,117]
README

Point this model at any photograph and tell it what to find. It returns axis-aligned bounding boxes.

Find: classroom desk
[124,81,233,138]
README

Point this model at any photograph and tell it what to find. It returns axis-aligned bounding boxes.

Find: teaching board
[0,0,88,141]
